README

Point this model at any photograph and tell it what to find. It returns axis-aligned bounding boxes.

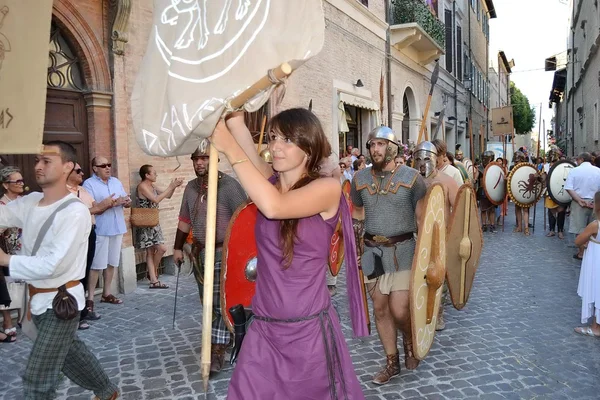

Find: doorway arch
[401,86,419,144]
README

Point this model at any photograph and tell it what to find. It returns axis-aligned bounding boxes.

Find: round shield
[328,180,352,276]
[410,183,446,360]
[463,158,475,181]
[546,160,576,207]
[454,161,470,184]
[507,163,543,208]
[446,185,483,310]
[221,202,258,333]
[482,163,506,205]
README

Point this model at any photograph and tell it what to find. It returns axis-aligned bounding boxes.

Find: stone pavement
[1,204,600,399]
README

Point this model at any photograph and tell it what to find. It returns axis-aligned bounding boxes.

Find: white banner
[132,0,325,157]
[0,1,53,154]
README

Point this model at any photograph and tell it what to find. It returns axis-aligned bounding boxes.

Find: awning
[338,101,349,133]
[339,93,379,111]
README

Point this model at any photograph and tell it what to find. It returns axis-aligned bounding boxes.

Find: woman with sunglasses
[0,166,25,343]
[211,109,368,399]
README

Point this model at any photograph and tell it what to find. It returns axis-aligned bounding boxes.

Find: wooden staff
[201,63,293,394]
[469,118,474,162]
[256,115,267,153]
[417,62,440,144]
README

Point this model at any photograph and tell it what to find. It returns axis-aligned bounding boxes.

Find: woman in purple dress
[211,109,368,399]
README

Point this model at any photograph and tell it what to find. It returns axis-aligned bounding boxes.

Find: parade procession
[2,0,600,399]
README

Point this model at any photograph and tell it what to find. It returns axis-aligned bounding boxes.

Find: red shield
[221,202,258,333]
[328,180,352,276]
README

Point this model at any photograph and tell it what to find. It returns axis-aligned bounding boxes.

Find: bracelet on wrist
[231,158,248,167]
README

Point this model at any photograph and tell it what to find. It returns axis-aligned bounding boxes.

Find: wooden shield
[410,184,446,360]
[546,160,576,207]
[328,180,352,276]
[482,163,506,205]
[507,163,543,208]
[446,185,483,310]
[221,202,258,333]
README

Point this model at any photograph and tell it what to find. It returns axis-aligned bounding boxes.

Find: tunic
[227,192,367,399]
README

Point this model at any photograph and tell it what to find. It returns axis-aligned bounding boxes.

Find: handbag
[130,207,159,228]
[51,284,79,320]
[20,198,82,340]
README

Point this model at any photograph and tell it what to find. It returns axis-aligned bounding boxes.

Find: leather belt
[28,280,80,298]
[364,232,413,247]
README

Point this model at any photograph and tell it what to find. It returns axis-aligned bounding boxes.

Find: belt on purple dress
[253,306,350,400]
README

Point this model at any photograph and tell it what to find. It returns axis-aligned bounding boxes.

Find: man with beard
[172,140,246,372]
[351,126,427,384]
[413,141,458,332]
[0,141,118,399]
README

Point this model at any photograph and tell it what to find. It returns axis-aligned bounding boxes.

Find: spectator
[135,165,183,289]
[394,156,405,168]
[0,166,24,343]
[353,158,365,172]
[67,163,113,326]
[83,157,131,308]
[565,152,600,259]
[431,139,463,186]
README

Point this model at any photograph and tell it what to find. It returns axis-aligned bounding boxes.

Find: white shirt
[440,163,464,186]
[564,162,600,200]
[0,192,91,315]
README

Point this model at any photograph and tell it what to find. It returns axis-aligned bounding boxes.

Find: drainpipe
[485,14,489,149]
[453,0,458,146]
[570,1,576,156]
[468,1,473,158]
[385,0,393,128]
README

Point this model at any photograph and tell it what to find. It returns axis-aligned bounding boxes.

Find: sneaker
[489,225,497,233]
[372,352,400,385]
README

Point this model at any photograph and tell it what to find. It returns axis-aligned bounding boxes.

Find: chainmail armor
[350,166,427,276]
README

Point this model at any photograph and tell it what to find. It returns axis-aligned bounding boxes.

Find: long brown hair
[269,108,332,267]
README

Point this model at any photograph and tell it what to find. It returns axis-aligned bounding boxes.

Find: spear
[417,61,440,144]
[432,107,445,140]
[201,63,293,396]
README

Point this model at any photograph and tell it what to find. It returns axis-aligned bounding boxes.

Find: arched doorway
[401,87,419,144]
[1,21,89,192]
[402,93,410,144]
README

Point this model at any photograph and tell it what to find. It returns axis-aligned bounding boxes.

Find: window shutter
[445,9,453,73]
[457,27,463,81]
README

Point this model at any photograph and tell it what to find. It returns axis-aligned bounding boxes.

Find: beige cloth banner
[491,106,513,136]
[0,1,53,154]
[131,0,325,157]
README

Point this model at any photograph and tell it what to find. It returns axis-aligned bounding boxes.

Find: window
[471,0,476,10]
[476,0,480,21]
[359,0,368,6]
[457,27,463,81]
[444,9,453,73]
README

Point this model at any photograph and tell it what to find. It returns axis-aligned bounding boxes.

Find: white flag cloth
[132,0,325,157]
[0,1,53,154]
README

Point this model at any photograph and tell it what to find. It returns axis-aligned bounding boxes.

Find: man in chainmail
[351,126,427,385]
[173,140,246,373]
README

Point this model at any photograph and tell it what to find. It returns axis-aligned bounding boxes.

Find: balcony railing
[391,0,445,49]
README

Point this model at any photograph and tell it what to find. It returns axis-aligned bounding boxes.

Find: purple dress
[227,195,367,399]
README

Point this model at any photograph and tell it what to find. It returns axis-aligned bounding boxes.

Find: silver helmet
[366,126,400,164]
[190,139,210,159]
[413,141,438,178]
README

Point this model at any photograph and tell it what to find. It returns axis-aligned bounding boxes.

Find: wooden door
[0,88,89,192]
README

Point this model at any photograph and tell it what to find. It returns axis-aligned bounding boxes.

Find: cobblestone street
[1,205,600,399]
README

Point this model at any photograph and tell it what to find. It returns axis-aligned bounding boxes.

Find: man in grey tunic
[351,126,427,385]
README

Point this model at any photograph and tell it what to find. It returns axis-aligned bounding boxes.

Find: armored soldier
[172,141,246,372]
[478,150,497,232]
[511,150,532,235]
[351,126,427,384]
[413,141,459,331]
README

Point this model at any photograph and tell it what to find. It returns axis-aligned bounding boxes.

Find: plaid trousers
[24,310,118,400]
[193,249,230,345]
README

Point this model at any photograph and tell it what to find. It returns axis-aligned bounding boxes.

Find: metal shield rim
[409,183,446,360]
[221,201,257,333]
[445,185,483,310]
[546,159,576,207]
[507,162,543,208]
[482,162,506,206]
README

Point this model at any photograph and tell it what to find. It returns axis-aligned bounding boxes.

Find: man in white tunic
[0,141,118,399]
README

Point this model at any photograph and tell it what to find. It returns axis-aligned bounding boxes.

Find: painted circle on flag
[154,0,270,83]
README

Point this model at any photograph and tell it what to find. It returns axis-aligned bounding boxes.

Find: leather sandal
[92,391,119,400]
[372,352,400,385]
[100,294,123,304]
[403,335,420,370]
[149,281,169,289]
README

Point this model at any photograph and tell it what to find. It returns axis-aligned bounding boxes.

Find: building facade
[1,0,500,292]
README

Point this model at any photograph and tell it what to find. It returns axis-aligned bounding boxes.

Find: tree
[510,82,536,134]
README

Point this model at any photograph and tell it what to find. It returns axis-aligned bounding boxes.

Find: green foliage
[510,82,536,135]
[392,0,445,49]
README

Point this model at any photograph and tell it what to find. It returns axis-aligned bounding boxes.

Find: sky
[488,0,571,143]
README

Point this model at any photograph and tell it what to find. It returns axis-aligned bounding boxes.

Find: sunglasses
[6,179,24,185]
[75,168,84,175]
[94,164,111,169]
